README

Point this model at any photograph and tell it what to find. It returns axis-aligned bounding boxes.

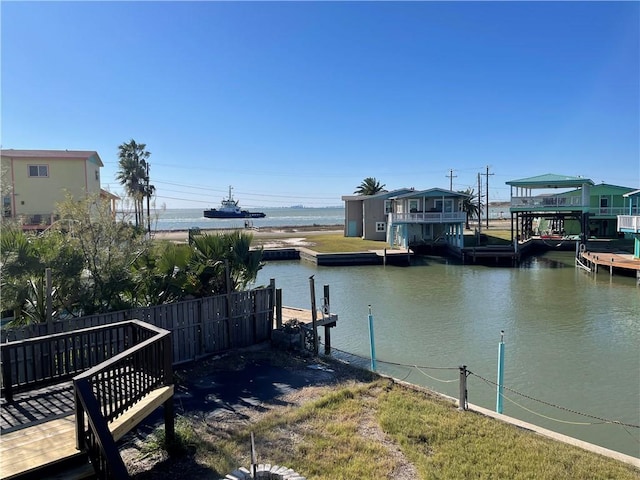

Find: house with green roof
[505,173,636,242]
[506,173,594,241]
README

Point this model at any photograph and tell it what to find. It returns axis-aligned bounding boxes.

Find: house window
[28,165,49,177]
[384,200,392,214]
[409,199,419,213]
[95,170,99,181]
[376,222,386,232]
[435,199,454,212]
[2,196,11,217]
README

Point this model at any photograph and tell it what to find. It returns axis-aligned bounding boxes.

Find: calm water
[149,207,345,231]
[149,205,510,231]
[254,252,640,458]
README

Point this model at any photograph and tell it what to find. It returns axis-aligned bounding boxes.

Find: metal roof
[1,149,104,167]
[391,188,470,199]
[505,173,594,188]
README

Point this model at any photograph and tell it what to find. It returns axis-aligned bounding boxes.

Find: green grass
[140,379,639,479]
[253,230,515,253]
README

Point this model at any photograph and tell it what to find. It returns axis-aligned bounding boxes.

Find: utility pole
[447,169,457,191]
[477,173,482,236]
[481,165,494,229]
[146,161,151,235]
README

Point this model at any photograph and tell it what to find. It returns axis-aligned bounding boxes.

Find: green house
[506,174,635,240]
[557,183,636,238]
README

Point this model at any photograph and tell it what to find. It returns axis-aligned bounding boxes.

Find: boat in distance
[203,186,266,219]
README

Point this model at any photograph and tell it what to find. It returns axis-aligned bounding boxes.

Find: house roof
[391,188,470,199]
[1,149,104,167]
[341,188,414,201]
[505,173,594,188]
[100,189,120,200]
[623,189,640,198]
[557,183,635,196]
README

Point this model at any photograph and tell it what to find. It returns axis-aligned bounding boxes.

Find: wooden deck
[579,251,640,274]
[1,384,80,479]
[0,384,174,479]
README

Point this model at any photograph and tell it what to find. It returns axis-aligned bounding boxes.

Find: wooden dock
[578,250,640,281]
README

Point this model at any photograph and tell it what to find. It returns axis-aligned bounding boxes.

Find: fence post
[269,278,276,336]
[309,276,318,355]
[163,333,175,444]
[2,346,13,403]
[496,330,505,414]
[458,365,467,411]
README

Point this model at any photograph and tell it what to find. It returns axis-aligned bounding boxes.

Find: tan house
[1,149,114,230]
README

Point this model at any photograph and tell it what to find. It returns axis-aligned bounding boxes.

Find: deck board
[0,415,79,479]
[0,383,172,479]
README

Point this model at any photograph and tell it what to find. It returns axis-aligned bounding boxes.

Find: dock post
[458,365,467,411]
[368,305,377,372]
[275,288,283,329]
[309,276,318,355]
[383,248,387,266]
[496,330,505,414]
[323,284,331,354]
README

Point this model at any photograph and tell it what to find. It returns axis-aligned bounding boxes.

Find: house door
[348,220,357,237]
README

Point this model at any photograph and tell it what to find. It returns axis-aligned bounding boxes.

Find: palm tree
[116,139,152,228]
[459,187,481,230]
[354,177,386,195]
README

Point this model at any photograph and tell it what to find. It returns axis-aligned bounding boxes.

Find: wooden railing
[73,321,173,480]
[1,321,151,402]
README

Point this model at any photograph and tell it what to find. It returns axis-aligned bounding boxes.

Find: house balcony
[390,211,466,224]
[510,196,587,212]
[618,215,640,234]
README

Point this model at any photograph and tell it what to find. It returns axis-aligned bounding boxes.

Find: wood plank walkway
[580,251,640,274]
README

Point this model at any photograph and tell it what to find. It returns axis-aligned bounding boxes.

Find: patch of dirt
[121,345,378,478]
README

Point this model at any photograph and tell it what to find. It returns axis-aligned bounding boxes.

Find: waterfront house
[507,174,594,241]
[342,187,468,249]
[506,174,635,241]
[619,189,640,259]
[1,149,113,230]
[557,183,636,238]
[385,188,468,249]
[342,188,415,241]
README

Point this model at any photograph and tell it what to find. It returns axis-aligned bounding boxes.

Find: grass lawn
[138,378,638,480]
[253,230,515,253]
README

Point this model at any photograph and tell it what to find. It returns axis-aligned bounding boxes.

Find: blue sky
[2,1,638,209]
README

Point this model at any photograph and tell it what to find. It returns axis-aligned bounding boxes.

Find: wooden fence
[1,286,275,366]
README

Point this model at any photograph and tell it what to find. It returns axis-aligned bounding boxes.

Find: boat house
[506,174,636,243]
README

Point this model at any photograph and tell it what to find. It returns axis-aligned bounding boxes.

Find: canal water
[254,251,640,458]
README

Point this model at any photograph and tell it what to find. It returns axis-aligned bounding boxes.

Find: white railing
[617,215,640,233]
[589,207,627,216]
[390,211,466,223]
[511,196,585,208]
